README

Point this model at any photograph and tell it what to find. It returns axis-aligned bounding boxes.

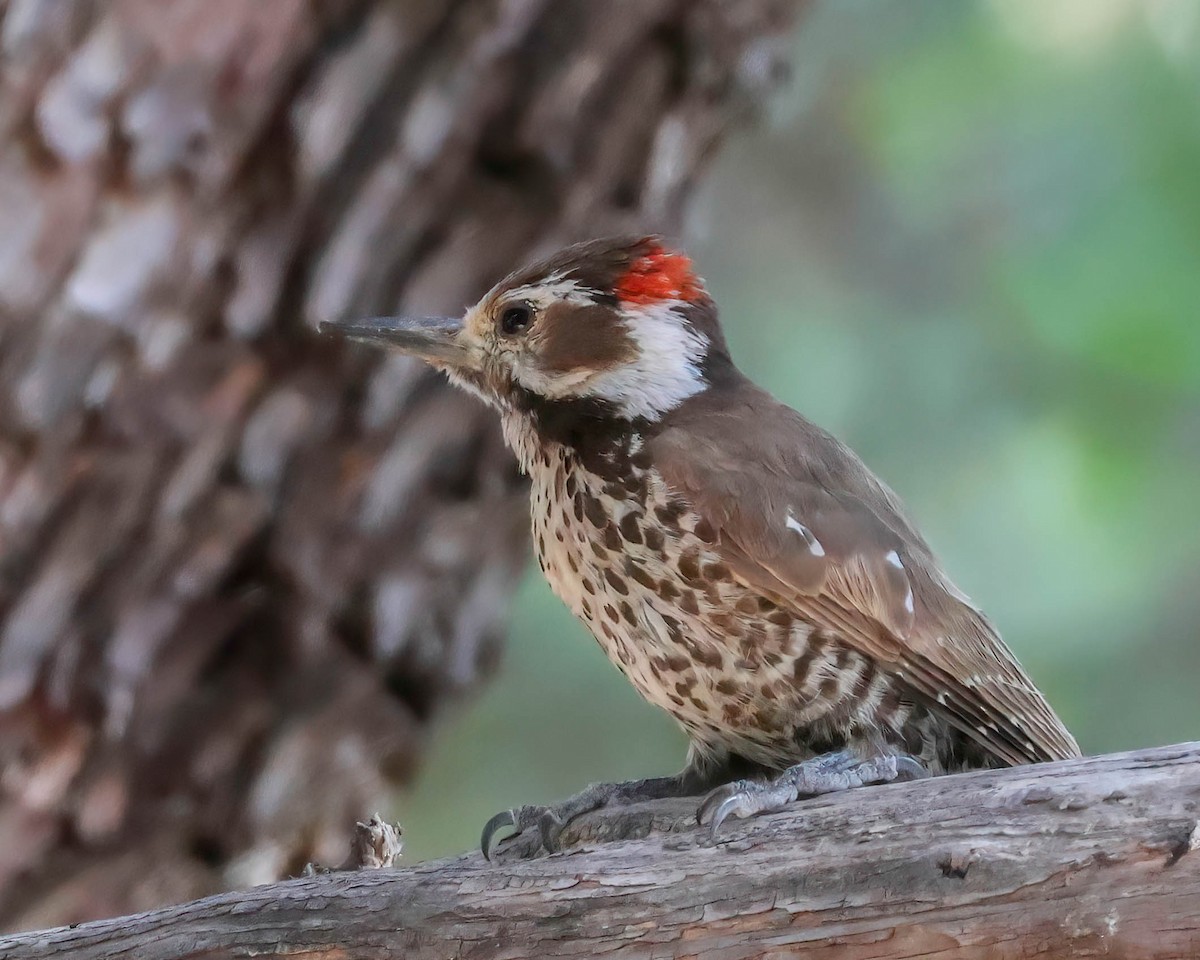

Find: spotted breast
[517,416,952,775]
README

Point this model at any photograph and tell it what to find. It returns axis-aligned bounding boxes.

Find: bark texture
[1,743,1197,960]
[0,0,797,930]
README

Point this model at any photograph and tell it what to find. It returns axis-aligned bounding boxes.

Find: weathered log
[2,742,1196,959]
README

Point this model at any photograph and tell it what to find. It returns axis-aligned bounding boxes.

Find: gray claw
[694,752,929,844]
[480,809,516,860]
[707,793,749,840]
[696,781,744,829]
[894,756,930,781]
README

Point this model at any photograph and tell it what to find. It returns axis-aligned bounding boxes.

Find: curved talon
[696,791,718,826]
[696,781,743,827]
[894,756,930,781]
[480,809,516,860]
[706,794,749,840]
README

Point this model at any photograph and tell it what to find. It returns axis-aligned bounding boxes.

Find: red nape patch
[614,244,702,305]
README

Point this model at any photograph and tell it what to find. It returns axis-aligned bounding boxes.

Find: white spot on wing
[885,549,903,569]
[785,510,825,556]
[904,587,915,615]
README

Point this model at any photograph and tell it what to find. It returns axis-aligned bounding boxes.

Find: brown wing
[651,390,1081,766]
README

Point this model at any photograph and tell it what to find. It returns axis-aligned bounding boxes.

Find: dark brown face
[322,235,726,421]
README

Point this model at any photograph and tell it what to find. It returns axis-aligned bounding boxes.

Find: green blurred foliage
[401,0,1200,860]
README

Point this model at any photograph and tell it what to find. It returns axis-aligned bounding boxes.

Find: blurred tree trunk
[0,0,796,931]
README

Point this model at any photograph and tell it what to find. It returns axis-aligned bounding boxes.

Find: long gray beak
[319,315,470,366]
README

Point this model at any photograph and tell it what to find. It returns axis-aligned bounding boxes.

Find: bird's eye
[500,303,533,336]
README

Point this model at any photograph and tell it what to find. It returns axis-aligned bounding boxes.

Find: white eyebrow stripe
[504,278,595,309]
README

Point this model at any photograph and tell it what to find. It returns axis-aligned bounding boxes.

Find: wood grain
[3,743,1196,959]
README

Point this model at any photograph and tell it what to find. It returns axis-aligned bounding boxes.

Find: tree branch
[3,743,1197,959]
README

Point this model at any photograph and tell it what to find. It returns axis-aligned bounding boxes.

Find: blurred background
[0,0,1197,932]
[402,0,1200,859]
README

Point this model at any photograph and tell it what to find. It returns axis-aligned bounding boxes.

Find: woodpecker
[323,236,1080,856]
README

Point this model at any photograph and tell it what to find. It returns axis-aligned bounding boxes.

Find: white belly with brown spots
[520,430,909,771]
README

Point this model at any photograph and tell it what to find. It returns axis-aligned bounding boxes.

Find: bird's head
[323,236,730,423]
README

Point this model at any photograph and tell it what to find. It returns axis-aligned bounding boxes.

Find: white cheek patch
[581,299,709,420]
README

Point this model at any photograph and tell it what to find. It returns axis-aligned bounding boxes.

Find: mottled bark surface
[0,0,797,930]
[2,744,1197,959]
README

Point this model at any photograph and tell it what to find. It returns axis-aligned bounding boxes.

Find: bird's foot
[481,773,698,859]
[696,750,929,839]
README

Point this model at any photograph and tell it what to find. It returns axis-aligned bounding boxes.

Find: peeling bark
[2,744,1197,959]
[0,0,799,929]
